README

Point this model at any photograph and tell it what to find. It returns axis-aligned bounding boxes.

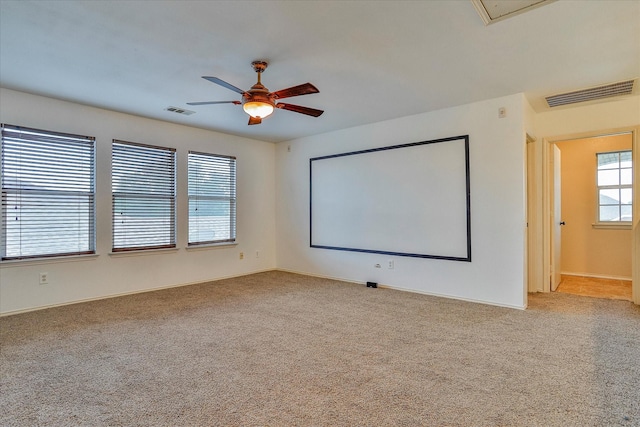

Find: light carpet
[1,271,639,426]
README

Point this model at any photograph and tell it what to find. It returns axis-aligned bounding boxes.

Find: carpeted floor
[1,271,639,426]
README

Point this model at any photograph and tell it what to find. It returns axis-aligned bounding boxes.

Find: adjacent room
[554,133,634,300]
[1,1,639,425]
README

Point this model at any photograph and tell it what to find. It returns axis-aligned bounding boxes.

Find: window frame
[1,123,96,261]
[595,149,632,226]
[187,150,237,247]
[111,139,177,253]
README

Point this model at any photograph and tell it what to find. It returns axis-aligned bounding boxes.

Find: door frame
[537,126,639,302]
[526,133,543,294]
[550,144,562,291]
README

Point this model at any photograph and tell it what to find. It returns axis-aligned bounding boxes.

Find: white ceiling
[1,0,638,143]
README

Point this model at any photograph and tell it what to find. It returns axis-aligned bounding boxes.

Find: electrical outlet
[498,107,506,118]
[39,272,48,285]
[239,252,244,260]
[375,263,381,268]
[388,260,394,269]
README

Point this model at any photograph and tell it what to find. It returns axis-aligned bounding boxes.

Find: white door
[551,145,563,291]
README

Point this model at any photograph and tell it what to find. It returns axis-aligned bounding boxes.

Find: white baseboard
[0,268,277,317]
[379,283,527,310]
[3,268,529,316]
[274,267,364,286]
[275,268,527,310]
[561,271,632,281]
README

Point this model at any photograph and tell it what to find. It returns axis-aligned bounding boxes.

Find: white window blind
[1,124,95,260]
[112,140,176,251]
[188,151,236,245]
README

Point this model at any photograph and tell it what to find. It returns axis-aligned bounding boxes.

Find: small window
[188,151,236,245]
[596,150,632,223]
[112,140,176,251]
[1,124,96,260]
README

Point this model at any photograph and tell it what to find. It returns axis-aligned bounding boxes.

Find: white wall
[4,89,636,314]
[275,94,529,309]
[536,97,640,138]
[0,88,277,315]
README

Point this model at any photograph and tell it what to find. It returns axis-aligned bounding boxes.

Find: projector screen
[310,135,471,261]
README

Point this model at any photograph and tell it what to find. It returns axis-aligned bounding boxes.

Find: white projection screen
[310,135,471,261]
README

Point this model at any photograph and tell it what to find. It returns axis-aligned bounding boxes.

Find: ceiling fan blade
[276,103,324,117]
[186,101,241,106]
[202,76,246,95]
[248,116,262,125]
[270,83,319,100]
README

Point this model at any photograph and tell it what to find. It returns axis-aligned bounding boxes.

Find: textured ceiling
[1,0,638,143]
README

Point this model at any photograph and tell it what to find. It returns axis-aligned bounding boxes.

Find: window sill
[109,247,179,258]
[0,253,99,268]
[592,223,632,230]
[185,242,238,251]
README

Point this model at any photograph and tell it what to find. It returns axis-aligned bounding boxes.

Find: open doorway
[545,131,634,301]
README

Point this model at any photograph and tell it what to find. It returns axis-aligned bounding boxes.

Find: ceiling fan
[187,61,324,125]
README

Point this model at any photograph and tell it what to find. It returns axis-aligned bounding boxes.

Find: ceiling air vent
[545,80,635,108]
[165,106,196,116]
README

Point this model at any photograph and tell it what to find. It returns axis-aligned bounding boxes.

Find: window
[1,124,95,260]
[596,150,632,223]
[112,140,176,251]
[188,151,236,245]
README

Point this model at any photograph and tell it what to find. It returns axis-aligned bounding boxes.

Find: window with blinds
[596,150,632,223]
[112,140,176,252]
[1,124,96,260]
[188,151,236,245]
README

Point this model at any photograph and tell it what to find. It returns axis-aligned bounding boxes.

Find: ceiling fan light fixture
[243,101,274,119]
